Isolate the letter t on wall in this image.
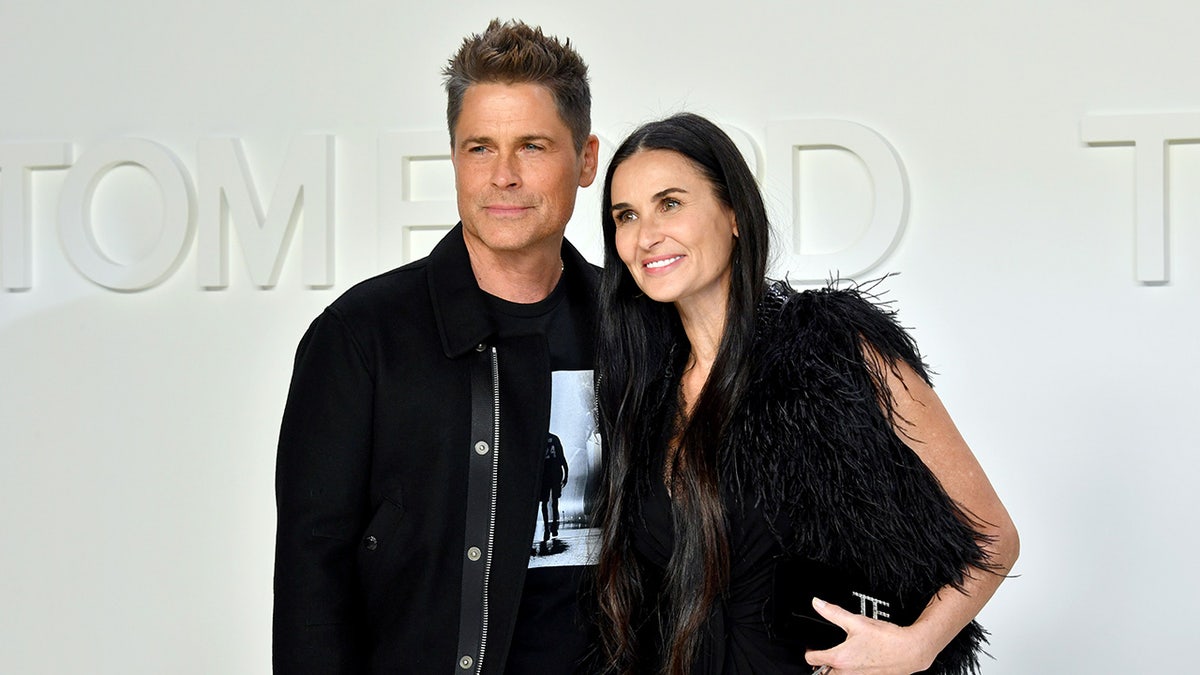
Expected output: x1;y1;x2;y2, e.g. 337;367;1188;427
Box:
0;143;72;290
1082;113;1200;284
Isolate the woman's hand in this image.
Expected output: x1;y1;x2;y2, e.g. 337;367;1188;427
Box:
804;597;936;675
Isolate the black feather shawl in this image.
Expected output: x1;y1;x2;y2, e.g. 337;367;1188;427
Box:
722;280;993;675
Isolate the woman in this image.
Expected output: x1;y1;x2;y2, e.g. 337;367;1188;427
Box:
593;113;1018;675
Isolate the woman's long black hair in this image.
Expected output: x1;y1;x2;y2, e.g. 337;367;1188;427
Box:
594;113;771;674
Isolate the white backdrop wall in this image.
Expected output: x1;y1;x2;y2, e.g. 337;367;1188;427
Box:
2;1;1198;672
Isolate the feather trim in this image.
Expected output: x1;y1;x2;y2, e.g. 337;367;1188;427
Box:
725;279;992;674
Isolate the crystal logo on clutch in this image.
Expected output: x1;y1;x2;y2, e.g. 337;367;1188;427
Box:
851;591;891;621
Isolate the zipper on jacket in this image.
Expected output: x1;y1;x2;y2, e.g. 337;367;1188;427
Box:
475;346;500;674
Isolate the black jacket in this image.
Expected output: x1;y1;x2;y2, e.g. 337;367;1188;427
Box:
273;225;600;674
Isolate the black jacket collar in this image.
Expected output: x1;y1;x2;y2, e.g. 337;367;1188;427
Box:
426;223;599;358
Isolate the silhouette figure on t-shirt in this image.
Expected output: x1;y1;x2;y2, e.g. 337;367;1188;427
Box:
539;432;568;551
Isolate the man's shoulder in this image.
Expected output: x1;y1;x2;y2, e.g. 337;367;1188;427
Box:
325;258;432;321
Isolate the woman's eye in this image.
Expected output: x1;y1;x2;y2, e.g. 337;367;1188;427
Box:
614;210;636;224
662;198;681;210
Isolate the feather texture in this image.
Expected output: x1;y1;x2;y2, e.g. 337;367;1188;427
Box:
723;280;994;675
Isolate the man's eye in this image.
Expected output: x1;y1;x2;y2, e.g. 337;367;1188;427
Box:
524;143;544;152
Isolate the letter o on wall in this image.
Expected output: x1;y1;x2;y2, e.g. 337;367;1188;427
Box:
58;139;193;291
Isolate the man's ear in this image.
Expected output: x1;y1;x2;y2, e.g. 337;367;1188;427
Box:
578;134;600;188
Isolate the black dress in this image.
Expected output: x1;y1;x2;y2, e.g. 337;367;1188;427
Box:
631;449;812;675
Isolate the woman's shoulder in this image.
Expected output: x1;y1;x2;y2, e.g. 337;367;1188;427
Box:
763;278;904;336
758;277;928;379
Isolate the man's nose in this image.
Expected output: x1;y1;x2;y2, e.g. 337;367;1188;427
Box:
490;152;520;189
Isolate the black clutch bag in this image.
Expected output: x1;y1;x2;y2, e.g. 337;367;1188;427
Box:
769;557;928;650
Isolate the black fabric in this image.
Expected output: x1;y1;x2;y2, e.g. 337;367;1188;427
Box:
457;345;500;672
504;566;597;674
628;281;990;675
483;275;593;370
273;225;600;675
633;452;810;674
486;275;599;675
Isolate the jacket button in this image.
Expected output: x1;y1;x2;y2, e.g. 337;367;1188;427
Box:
474;342;487;352
467;546;482;561
459;655;474;670
363;535;378;551
474;441;489;455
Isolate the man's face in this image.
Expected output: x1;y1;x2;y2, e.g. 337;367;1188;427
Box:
451;82;598;255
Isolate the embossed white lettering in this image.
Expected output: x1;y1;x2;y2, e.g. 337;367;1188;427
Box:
1082;112;1200;283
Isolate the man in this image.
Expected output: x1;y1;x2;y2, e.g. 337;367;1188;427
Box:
273;19;601;674
538;433;568;551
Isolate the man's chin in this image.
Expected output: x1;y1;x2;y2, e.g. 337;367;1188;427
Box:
464;225;563;254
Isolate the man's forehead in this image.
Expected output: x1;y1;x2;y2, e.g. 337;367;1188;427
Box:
455;82;569;136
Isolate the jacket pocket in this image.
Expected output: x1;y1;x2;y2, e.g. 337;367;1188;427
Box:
356;493;406;596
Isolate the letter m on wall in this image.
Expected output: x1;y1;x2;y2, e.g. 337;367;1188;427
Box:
197;135;334;288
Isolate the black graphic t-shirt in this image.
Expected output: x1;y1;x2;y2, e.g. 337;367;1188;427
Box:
484;279;600;674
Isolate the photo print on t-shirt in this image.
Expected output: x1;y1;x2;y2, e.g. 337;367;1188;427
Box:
528;369;601;568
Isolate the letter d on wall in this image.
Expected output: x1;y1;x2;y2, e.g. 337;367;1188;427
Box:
58;139;193;291
766;119;908;282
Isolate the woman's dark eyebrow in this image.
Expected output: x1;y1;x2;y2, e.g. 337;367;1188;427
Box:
610;187;689;212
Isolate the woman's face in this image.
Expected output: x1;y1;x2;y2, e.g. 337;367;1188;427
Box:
610;149;738;315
